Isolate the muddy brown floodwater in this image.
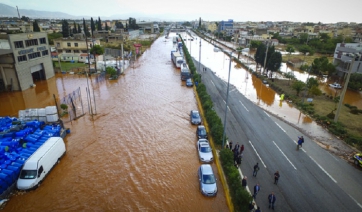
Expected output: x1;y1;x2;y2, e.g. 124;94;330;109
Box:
1;36;228;211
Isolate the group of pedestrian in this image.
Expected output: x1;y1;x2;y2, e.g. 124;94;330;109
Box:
202;67;207;72
229;141;244;168
249;162;280;210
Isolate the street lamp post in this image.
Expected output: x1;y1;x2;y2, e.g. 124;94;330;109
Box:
334;58;355;122
222;51;234;149
198;37;201;72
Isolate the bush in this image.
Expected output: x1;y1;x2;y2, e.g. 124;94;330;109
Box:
350;109;359;114
326;112;335;119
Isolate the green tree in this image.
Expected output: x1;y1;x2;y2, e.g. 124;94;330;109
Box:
284;72;295;85
21;16;30;22
250;40;262;49
254;43;266;71
77;24;81;33
47;32;63;45
33;20;41;32
61;20;70;37
309;85;322;96
306;77;319;93
105;22;109;31
91;17;95;37
349;73;362;91
292;81;306;96
311;57;329;76
266;52;282;74
199;17;201;29
97;17;102;30
90;45;104;71
106;66;117;77
72;22;77;34
299;33;309;44
298;45;313;55
115;21;124;29
83;18;91;37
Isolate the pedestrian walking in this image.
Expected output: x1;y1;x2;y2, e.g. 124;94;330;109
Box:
242;176;247;188
274;171;280;185
240;144;244;154
253;183;260;199
268;192;276;210
253;163;260;177
236;153;242;167
248;201;255;212
255;206;261;212
229;141;233;150
235;143;240;151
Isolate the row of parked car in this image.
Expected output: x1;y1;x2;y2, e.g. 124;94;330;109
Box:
190;110;218;197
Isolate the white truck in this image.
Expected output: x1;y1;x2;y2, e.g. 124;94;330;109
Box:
171;51;183;69
17;137;66;190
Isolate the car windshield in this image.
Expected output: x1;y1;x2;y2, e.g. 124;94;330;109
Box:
200;146;211;153
199;128;206;135
192;112;200;118
202;174;216;184
19;170;37;179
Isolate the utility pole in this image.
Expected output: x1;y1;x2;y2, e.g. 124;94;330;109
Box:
263;33;270;75
334;58;355;122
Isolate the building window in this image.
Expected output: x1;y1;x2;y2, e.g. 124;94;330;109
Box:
74;43;78;47
42;50;49;56
81;50;88;53
39;37;47;44
56;43;60;48
17;55;27;62
28;52;41;60
67;43;71;47
66;50;71;53
14;41;24;48
25;39;39;47
74;50;80;53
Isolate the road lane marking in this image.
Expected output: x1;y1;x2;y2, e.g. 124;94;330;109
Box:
308;155;337;183
272;141;297;170
348;194;362;209
263;111;270;117
239;100;249;112
223;100;231;111
211;80;215;87
275;122;286;133
249;140;267;168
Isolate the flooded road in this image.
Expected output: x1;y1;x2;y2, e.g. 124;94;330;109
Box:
1;35;227;211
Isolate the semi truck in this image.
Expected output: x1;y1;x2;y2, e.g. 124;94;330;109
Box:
171;51;183;69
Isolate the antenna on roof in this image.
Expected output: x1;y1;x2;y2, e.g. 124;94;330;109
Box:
16;6;21;19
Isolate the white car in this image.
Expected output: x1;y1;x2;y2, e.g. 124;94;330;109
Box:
197;139;213;163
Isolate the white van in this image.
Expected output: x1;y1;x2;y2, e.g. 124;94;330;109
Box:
17;137;66;190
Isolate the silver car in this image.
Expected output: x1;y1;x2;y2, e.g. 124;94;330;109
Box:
197;139;213;163
190;110;201;125
198;164;217;197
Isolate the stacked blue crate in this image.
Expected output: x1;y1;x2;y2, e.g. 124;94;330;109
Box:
0;116;63;198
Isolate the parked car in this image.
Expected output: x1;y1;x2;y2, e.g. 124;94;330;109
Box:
353;153;362;168
186;78;193;87
197;139;213;163
190;110;201;125
198;164;217;197
196;125;207;139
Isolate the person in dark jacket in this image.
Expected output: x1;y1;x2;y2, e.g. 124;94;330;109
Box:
242;176;247;188
240;144;244;154
253;162;260;177
274;171;280;184
268;192;276;210
253;183;260;199
229;141;233;150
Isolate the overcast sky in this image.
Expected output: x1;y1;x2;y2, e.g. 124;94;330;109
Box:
3;0;362;23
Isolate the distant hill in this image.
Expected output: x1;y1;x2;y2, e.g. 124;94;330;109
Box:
0;3;188;22
0;3;78;19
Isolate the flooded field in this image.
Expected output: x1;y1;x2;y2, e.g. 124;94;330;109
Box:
1;35;227;211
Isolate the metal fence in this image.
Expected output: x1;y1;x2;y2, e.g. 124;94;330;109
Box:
59;87;85;122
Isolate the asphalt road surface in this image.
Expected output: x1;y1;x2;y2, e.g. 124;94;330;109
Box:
193;58;362;212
